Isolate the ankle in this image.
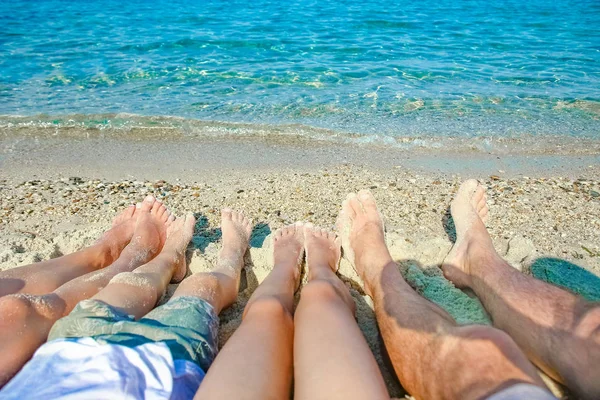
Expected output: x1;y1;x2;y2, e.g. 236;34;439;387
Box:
357;251;394;288
464;242;504;279
87;242;117;269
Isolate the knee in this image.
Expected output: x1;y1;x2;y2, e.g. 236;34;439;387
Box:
0;295;35;323
0;293;63;323
300;279;355;313
244;296;293;324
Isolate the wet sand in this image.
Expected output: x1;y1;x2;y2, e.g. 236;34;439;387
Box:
1;135;599;398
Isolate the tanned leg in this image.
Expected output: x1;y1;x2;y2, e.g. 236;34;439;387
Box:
0;196;171;386
195;221;300;400
442;179;600;399
0;205;139;297
294;224;389;400
92;213;194;319
337;190;546;400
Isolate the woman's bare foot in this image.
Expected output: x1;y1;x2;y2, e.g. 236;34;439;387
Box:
162;213;196;283
273;222;305;290
442;179;496;288
217;209;253;279
336;190;393;291
303;223;341;279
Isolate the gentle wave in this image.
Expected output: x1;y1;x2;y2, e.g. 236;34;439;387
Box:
2;114;599;155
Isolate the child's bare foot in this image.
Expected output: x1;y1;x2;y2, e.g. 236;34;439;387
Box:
442;179;495;288
303;223;341;280
163;213;196;283
273;222;305;290
216;209;253;280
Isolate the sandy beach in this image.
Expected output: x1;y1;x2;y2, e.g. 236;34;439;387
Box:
1;135;599;398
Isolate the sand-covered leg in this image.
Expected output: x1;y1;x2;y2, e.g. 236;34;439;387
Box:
0;204;141;297
337;189;545;400
194;222;301;400
0;195;171;387
92;214;194;319
294;224;388;400
443;179;600;399
171;209;252;313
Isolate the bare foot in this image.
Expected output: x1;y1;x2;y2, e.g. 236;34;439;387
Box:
94;204;139;263
336;190;392;289
218;209;253;278
442;179;495;288
163;213;196;283
303;223;341;279
121;195;172;265
273;222;305;289
304;223;356;313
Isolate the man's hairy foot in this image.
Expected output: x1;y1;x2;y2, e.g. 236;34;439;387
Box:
163;213;196;283
336;190;392;288
273;222;305;290
303;223;341;280
121;196;172;265
218;209;253;278
442;179;495;288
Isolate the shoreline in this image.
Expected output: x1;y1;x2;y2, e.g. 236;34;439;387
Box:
2;131;600;181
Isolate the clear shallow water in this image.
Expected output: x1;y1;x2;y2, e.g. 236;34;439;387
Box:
1;0;600;140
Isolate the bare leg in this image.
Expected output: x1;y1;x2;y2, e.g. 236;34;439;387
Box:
442;179;600;399
337;190;546;400
294;224;389;400
0;205;139;297
196;222;301;400
0;196;171;386
92;214;195;319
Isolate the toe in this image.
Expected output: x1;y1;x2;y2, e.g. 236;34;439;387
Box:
161;209;171;223
282;224;294;237
151;199;162;215
221;208;233;220
123;204;136;219
347;193;363;215
461;179;479;191
185;213;196;229
168;213;176;223
328;231;337;241
139;195;155;212
157;204;168;219
273;228;283;241
479;207;489;223
358;189;378;213
472;185;485;204
341;199;356;220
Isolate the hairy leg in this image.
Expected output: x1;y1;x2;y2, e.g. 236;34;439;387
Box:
0;204;139;297
294;224;389;400
195;222;300;400
338;190;546;400
443;179;600;399
0;196;171;386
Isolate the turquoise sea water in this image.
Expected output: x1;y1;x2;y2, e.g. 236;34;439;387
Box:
1;0;599;141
